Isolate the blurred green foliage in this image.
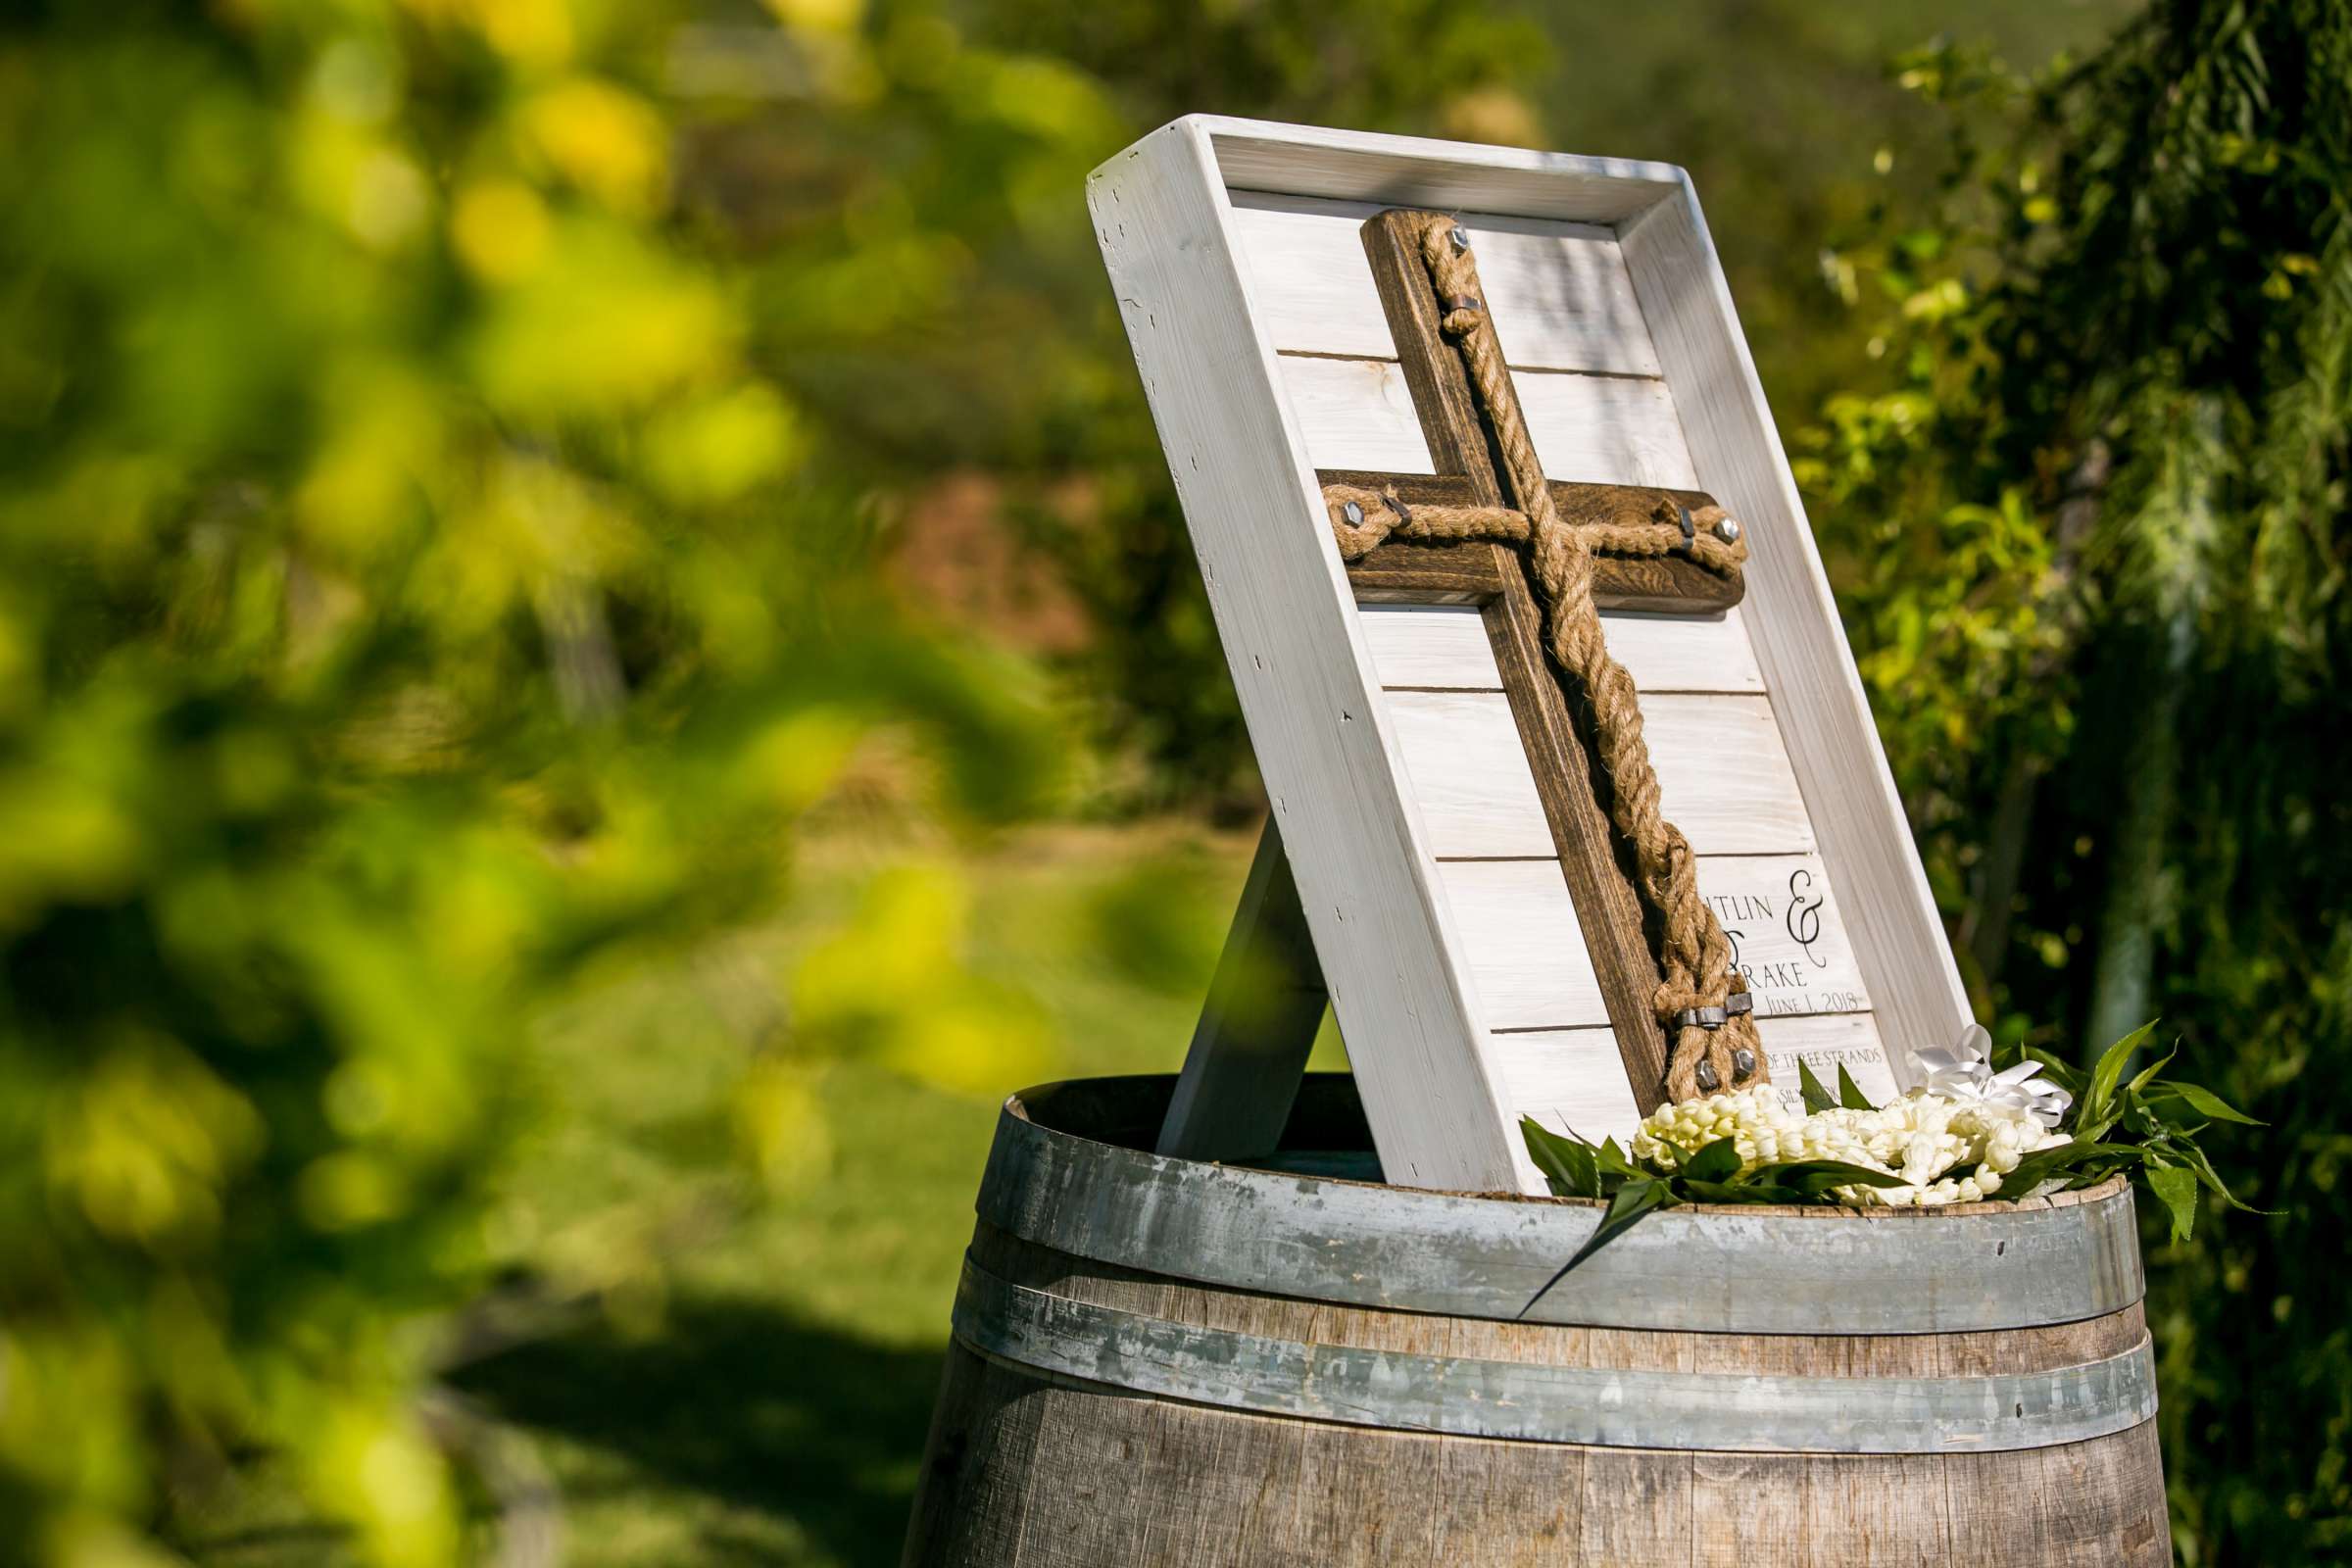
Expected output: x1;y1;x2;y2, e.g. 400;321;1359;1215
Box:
0;0;1561;1557
1799;3;2352;1556
0;1;1091;1561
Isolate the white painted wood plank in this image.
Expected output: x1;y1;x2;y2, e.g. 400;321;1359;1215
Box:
1274;354;1435;472
1755;1012;1901;1114
1361;603;1765;696
1487;1026;1647;1183
1227;194;1397;365
1091;122;1519;1191
1600;606;1764;693
1281;356;1694;487
1201;117;1686;225
1364;645;1861;1017
1645;693;1815;855
1434;859;1610;1031
1389;689;1812;858
1359;605;1498;689
1380;689;1554;858
1623;182;1970;1089
1340;623;1866;1016
1518;370;1697;488
1230;192;1661;374
1699;853;1870;1017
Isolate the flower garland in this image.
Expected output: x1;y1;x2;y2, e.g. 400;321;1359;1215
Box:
1631;1081;2068;1207
1521;1021;2266;1264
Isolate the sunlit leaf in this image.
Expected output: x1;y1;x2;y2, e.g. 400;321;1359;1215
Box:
2146;1163;2200;1243
1798;1058;1838;1114
1520;1118;1601;1199
2150;1080;2265;1126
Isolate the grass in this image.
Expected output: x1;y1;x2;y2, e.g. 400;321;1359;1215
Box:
181;822;1333;1568
464;822;1356;1567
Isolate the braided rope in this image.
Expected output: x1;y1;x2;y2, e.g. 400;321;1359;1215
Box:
1322;482;1749;574
1337;212;1768;1105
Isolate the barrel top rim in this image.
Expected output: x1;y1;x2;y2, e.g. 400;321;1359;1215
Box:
1001;1074;2130;1219
981;1074;2146;1334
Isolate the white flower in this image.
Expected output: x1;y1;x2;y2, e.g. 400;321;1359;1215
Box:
1631;1065;2072;1208
1910;1024;2074;1128
1903;1132;1940;1181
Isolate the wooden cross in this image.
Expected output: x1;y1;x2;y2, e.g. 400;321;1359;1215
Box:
1158;210;1749;1163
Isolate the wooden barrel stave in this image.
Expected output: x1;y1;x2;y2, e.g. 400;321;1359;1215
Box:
968;1221;2151;1382
904;1077;2171;1566
909;1341;2167;1565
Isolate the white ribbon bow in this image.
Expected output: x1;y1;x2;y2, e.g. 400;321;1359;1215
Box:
1909;1024;2074;1128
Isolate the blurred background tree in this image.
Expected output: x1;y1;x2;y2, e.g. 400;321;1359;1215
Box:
0;2;1078;1562
8;0;2344;1563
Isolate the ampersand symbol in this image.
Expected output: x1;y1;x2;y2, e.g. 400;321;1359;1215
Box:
1786;869;1827;968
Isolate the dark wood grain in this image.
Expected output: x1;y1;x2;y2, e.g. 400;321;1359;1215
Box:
1357;210;1676;1106
904;1226;2173;1567
1484;584;1673;1101
1359;211;1517;500
1320;468;1745;613
1345;540;1506;603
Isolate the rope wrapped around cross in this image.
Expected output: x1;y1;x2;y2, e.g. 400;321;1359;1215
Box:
1322;211;1767;1105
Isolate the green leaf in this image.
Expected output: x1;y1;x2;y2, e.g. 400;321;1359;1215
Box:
2003;1138;2140;1195
1558;1136;1602;1198
1520;1117;1601;1198
1516;1175;1679;1320
1594;1137;1646;1182
1678;1179;1802;1204
1746;1158;1909;1198
1682;1135;1743;1184
2149;1080;2264;1126
2172;1134;2282;1216
1837;1064;1878;1111
1561;1177;1673;1272
2079;1019;2159;1128
2110;1092;2159;1141
2125;1049;2177;1097
2146;1164;2200;1243
1798;1058;1838;1114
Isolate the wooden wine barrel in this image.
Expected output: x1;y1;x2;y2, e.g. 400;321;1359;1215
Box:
903;1074;2169;1566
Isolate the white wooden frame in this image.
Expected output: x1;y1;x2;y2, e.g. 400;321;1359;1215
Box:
1091;117;1969;1193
